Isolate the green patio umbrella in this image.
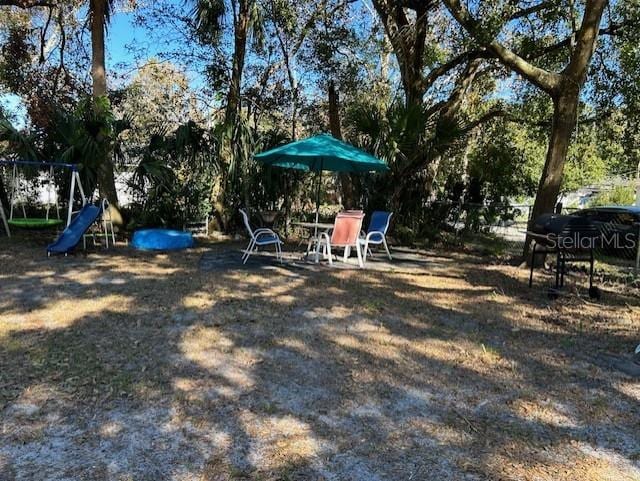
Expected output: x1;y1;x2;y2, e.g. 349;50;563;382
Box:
254;133;389;230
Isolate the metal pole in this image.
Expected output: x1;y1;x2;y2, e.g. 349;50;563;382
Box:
636;222;640;277
9;164;17;220
635;160;640;207
45;166;52;220
314;169;321;239
51;165;61;220
76;171;86;206
0;197;10;237
67;172;76;227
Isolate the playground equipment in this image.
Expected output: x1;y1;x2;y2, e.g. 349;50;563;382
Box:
82;199;116;250
47;200;111;255
0;160;86;229
131;228;194;251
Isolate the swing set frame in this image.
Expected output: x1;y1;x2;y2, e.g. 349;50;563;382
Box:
0;160;87;237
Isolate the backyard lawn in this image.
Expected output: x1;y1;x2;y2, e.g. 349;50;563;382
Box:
1;240;639;481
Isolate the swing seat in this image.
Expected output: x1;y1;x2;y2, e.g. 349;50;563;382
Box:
8;218;64;229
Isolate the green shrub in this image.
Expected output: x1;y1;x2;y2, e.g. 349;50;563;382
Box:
589;185;636;207
128;121;216;229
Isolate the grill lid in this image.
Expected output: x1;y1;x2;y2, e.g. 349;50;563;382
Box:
531;214;570;236
531;214;600;249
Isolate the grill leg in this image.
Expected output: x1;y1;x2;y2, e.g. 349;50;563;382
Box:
529;243;537;288
560;253;565;288
588;249;601;299
589;249;594;290
555;251;561;289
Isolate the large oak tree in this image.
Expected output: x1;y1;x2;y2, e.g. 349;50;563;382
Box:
442;0;610;252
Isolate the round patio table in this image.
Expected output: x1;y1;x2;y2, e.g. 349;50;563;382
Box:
292;221;334;262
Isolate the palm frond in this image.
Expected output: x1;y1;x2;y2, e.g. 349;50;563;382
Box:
193;0;226;44
0;117;39;160
249;1;264;52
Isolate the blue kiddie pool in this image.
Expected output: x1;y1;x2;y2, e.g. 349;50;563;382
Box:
131;228;194;251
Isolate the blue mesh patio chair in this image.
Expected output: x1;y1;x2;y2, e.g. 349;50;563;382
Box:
358;211;392;264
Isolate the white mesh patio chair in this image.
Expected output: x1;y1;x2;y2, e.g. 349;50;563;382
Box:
239;208;283;264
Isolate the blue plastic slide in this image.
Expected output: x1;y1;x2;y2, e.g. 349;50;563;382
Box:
47;204;102;255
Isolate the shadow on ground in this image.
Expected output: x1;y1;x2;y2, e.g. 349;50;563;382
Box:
0;238;639;480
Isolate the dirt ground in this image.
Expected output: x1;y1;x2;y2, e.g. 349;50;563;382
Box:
0;237;639;481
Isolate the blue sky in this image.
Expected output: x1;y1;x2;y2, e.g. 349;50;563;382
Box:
106;2;213;92
109;11;140;68
0;94;25;125
108;9;164;83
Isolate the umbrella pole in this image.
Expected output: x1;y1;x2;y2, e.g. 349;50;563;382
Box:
314;169;321;239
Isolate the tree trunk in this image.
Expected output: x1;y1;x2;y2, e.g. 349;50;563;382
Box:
532;94;578;217
214;0;250;232
328;81;355;208
90;0;107;98
278;40;298;140
0;176;9;212
405;60;482;201
390;180;405;219
90;0;119;211
404;75;423;111
328;81;341;139
328;80;342;140
291;89;298;140
424;155;441;201
225;0;249;126
524;90;579;255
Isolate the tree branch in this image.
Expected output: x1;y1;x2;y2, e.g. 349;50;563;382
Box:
459;109;506;134
522;20;631;62
460;107;615;133
442;0;561;93
564;0;608;81
290;0;357;57
39;5;53;64
0;0;56;7
421;48;494;92
508;1;555;21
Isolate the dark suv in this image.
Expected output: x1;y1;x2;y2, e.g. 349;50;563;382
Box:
571;206;640;260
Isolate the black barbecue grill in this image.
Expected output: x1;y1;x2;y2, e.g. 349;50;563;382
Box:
527;214;601;299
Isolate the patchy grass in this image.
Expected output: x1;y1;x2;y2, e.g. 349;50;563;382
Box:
0;237;639;481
